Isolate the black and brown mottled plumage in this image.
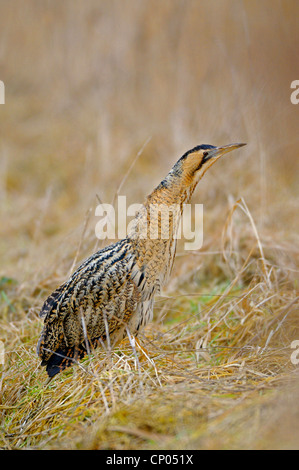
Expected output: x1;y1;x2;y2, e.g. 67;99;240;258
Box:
37;143;246;377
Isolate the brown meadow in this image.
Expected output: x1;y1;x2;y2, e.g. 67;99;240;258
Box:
0;0;298;449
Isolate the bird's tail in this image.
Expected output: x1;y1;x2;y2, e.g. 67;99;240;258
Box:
41;345;87;378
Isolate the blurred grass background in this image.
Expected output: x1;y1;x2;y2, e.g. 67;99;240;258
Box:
0;0;298;450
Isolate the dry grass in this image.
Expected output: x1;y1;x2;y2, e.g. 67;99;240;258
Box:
0;0;299;450
1;259;298;449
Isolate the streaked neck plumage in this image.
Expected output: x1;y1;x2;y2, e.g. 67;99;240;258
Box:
128;160;201;290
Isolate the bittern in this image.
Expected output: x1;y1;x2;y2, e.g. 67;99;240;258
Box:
37;143;246;377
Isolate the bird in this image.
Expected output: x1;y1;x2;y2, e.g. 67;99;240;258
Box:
37;142;246;377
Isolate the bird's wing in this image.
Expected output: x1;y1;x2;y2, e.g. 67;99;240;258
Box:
39;282;68;318
37;239;139;370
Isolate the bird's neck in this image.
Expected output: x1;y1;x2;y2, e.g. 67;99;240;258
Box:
147;169;199;207
149;181;196;207
128;173;199;288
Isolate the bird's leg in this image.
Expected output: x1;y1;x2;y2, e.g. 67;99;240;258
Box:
134;336;151;360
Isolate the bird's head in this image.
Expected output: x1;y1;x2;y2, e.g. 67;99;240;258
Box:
176;143;246;184
152;142;246;203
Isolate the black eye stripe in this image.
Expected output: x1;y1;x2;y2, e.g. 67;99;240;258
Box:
179;144;216;162
201;152;210;165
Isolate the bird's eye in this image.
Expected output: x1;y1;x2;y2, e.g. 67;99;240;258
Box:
201;151;209;165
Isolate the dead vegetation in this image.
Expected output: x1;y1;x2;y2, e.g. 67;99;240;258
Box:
1;192;298;449
0;0;299;450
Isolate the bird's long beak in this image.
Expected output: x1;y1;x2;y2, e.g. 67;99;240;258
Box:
204;143;246;163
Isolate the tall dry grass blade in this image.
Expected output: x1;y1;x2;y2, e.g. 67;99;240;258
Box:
68;207;92;277
237;197;271;288
111;136;152;207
